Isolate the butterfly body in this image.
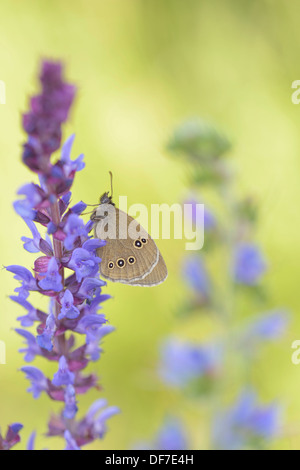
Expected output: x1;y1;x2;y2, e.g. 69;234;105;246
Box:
91;192;168;286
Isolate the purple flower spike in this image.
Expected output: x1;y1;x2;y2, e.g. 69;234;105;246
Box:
52;356;75;387
58;289;80;320
8;60;117;450
21;366;48;399
38;257;63;292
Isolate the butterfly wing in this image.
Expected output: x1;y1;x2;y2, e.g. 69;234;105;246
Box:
95;208;162;283
125;252;168;286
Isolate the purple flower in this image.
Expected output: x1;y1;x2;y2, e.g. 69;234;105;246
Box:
85;324;115;361
77;277;106;301
38;257;63;292
63;213;89;250
212;390;280;450
10;296;40;327
63;385;78;419
37;310;56;351
16;329;41;362
22;61;76;170
76;314;109;343
159;337;221;388
58;289;80;320
234;243;267;285
247;310;289;339
21;218;42;253
52;356;75;387
240;310;289;354
0;423;23;450
136;417;188;451
184;198;216;231
13;183;44;219
6;265;38;299
21;366;48;399
68;248;101;282
70;201;87;215
154;418;188;450
64;430;81;450
60;134;85;177
82;399;120;439
182;256;210;299
27;431;36;451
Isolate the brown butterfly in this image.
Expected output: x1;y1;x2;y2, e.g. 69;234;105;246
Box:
90;174;167;287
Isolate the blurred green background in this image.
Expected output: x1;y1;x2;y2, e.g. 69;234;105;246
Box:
1;0;300;449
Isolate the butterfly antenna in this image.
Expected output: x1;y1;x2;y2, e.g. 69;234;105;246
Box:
109;171;113;198
81;209;96;216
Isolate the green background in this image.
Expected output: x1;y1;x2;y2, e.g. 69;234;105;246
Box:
0;0;299;449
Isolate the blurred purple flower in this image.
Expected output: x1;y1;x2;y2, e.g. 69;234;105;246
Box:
246;310;289;340
184;198;216;231
212;390;280;450
182;256;210;299
0;423;23;450
234;243;267;285
154;418;188;450
159;337;221;388
64;430;81;450
27;431;36;451
22;61;75;170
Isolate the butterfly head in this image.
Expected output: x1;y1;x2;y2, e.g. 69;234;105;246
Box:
99;191;115;206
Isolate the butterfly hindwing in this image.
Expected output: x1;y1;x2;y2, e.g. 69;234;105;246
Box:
95;208;161;283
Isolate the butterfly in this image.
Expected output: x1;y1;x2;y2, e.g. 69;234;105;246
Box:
90;173;168;286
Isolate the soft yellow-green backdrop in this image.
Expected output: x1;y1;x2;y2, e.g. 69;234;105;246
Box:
0;0;300;450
